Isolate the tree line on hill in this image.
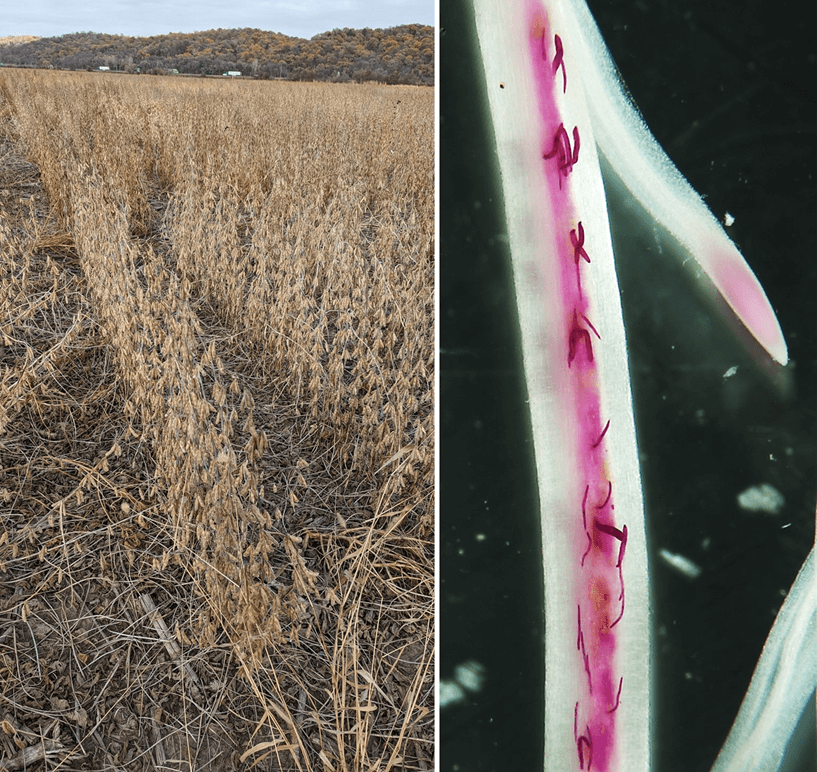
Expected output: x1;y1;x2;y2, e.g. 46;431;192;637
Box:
0;25;433;85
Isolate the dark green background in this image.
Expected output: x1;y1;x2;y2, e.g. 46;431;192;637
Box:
440;0;816;770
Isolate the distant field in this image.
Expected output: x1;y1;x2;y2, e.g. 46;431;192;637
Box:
0;70;432;770
0;35;41;47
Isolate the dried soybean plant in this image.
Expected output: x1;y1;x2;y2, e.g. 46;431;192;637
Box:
0;69;432;771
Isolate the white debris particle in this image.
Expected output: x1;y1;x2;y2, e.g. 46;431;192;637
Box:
737;483;785;515
724;212;735;226
659;548;702;579
723;366;738;379
439;681;466;708
455;660;485;692
475;533;486;541
440;660;486;709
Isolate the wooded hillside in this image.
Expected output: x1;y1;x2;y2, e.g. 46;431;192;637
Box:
0;24;433;85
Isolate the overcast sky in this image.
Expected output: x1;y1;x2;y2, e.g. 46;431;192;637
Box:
2;0;434;40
